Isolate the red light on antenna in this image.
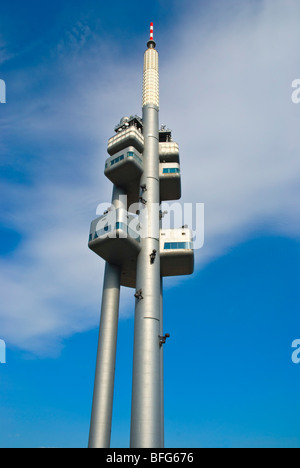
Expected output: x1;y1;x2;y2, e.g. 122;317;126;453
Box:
150;22;154;41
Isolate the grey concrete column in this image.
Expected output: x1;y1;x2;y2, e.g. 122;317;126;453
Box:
88;262;121;448
88;186;126;448
160;277;164;448
130;103;162;448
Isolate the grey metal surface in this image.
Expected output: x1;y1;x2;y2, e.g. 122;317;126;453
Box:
107;125;144;155
159;141;180;164
105;147;143;188
160;276;164;447
104;147;143;210
88;214;141;266
88;261;121;448
130;101;163;448
159;162;181;201
89;214;194;288
88;186;126;448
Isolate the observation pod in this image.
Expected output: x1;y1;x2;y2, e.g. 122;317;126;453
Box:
159;126;180;164
88;212;141;266
159;162;181;201
89;222;194;288
88;210;141;289
160;228;194;277
104;148;143;210
107;116;144;156
159;142;180;164
105;148;143;186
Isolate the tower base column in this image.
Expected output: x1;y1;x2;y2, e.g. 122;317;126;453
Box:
88;262;121;448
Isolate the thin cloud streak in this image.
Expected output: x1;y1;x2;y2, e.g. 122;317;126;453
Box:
160;0;300;265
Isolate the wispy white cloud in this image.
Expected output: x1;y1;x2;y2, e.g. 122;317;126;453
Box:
0;29;141;354
0;35;13;65
1;0;299;354
160;0;300;265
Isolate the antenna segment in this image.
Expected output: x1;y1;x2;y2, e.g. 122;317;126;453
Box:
150;22;154;41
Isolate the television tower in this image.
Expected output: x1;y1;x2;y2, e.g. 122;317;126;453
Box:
88;23;194;449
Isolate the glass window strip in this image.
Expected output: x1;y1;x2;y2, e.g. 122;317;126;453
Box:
162;167;180;174
164;242;193;250
106;152;142;170
94;222;140;242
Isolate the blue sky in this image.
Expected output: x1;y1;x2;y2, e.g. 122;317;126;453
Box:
0;0;300;448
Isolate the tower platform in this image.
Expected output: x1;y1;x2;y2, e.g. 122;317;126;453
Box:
89;221;194;288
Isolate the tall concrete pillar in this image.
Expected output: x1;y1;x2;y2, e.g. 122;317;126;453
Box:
130;38;162;449
88;186;126;448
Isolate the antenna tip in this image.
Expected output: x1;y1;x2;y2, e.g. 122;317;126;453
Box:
150;22;154;40
147;22;156;48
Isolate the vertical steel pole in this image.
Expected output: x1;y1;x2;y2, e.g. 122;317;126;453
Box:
130;39;162;448
88;262;121;448
88;186;125;448
160;277;164;448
